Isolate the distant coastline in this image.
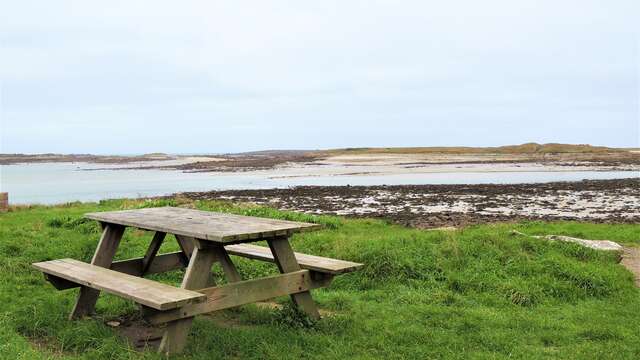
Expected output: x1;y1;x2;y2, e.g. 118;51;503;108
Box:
2;143;638;205
2;143;639;173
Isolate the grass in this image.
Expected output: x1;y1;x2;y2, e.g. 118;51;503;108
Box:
0;197;639;359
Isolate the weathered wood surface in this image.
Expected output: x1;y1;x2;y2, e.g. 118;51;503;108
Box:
109;244;364;277
146;270;331;325
159;245;219;354
70;223;125;319
141;232;166;274
225;243;363;274
85;207;321;243
110;251;185;276
175;234;196;263
204;244;242;283
33;258;205;310
267;237;320;319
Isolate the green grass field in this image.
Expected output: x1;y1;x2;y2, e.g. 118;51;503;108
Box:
1;198;639;359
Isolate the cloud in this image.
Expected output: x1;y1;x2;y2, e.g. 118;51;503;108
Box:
1;0;638;153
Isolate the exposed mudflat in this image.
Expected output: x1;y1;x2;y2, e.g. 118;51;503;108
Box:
182;178;640;228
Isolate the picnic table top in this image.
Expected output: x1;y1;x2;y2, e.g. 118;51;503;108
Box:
85;207;321;243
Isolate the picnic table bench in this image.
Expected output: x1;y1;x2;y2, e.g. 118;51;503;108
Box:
32;207;362;355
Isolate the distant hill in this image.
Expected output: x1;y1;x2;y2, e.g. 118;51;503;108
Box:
322;143;627;155
142;152;170;158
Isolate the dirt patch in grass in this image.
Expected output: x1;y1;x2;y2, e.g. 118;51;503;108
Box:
28;337;67;358
107;316;164;351
621;247;640;287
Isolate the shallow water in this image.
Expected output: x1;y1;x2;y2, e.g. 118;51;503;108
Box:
0;162;638;205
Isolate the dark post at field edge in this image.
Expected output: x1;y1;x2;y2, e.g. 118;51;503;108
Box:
0;192;8;212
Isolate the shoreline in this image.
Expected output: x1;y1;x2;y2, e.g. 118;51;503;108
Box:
179;178;640;229
3;144;640;173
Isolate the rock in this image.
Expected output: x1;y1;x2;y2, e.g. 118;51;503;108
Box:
543;235;623;252
511;230;623;252
426;226;457;232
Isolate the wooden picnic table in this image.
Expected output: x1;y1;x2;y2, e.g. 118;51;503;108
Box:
33;207;362;355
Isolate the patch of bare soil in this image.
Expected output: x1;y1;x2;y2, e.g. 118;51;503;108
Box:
181;178;640;228
108;316;164;351
621;247;640;287
28;337;66;358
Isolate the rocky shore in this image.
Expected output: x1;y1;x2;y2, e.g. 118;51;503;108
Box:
181;178;640;228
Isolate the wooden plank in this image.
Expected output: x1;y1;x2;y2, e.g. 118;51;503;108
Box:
85;207;321;243
33;259;205;310
141;232;166;274
69;223;125;319
225;244;363;275
146;270;332;325
110;252;185;276
158;245;218;355
267;237;320;319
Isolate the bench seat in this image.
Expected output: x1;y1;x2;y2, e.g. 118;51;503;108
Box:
225;244;363;275
32;258;206;310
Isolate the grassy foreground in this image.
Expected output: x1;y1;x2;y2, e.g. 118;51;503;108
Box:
0;198;639;359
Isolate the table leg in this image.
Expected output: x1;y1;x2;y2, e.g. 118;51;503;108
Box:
212;245;242;283
175;234;195;264
141;231;166;275
158;244;217;355
69;223;125;320
267;236;320;319
176;234;217;286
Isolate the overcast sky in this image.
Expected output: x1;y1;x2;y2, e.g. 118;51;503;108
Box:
0;1;638;154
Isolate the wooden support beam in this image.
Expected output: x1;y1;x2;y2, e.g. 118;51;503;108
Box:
198;242;242;283
217;247;242;283
267;236;321;319
110;252;185;276
158;245;218;355
69;223;125;320
141;231;166;275
146;270;332;325
175;235;195;265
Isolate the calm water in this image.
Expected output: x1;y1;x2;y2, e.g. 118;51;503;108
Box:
1;162;638;205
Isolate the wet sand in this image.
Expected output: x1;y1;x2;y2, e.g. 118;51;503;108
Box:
182;178;640;228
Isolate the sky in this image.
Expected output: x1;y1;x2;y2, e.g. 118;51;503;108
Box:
0;1;638;154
